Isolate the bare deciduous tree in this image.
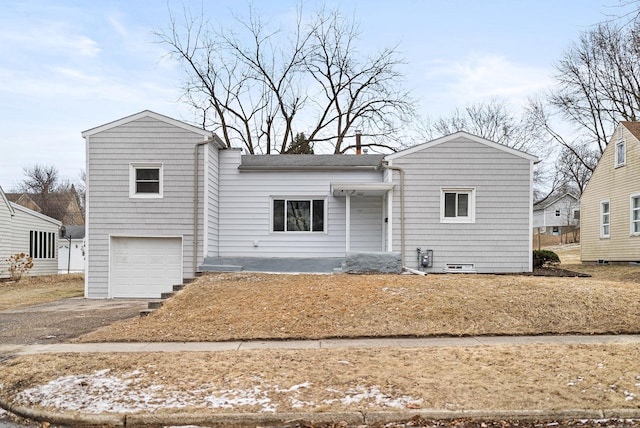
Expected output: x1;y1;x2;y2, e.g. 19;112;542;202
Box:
156;4;416;154
14;164;84;224
549;21;640;156
422;98;545;155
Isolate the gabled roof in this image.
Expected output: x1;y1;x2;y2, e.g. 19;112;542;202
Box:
0;186;15;216
81;110;214;139
534;192;579;211
385;131;539;162
239;154;385;170
5;193;42;212
621;121;640;139
9;202;62;226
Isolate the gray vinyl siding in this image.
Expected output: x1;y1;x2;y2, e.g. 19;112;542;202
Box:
390;137;533;273
85;116;208;298
2;204;60;277
218;150;384;257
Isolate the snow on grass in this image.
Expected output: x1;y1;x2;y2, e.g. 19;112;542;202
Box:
14;370;421;414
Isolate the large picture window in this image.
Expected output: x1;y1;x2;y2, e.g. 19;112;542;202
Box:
29;231;56;259
273;198;325;232
129;163;163;198
600;200;610;238
441;188;475;223
631;194;640;236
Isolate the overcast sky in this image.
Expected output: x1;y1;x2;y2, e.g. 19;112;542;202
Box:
0;0;634;191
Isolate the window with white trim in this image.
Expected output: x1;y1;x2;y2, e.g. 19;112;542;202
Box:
600;200;610;238
631;194;640;236
29;231;56;259
441;188;475;223
129;163;163;198
555;209;561;217
615;140;626;167
272;198;325;232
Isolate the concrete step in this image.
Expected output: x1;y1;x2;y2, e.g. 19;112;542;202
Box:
148;301;163;310
160;291;175;300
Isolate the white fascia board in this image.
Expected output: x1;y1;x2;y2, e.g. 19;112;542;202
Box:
10;202;62;227
81;110;213;139
0;185;15;216
385;131;539;163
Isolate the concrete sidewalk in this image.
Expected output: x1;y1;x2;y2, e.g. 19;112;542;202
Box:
2;334;640;355
3;335;640;427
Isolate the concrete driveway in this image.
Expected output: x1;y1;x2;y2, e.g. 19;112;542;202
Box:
0;298;150;346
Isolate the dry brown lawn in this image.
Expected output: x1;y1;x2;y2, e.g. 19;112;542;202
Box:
79;262;640;342
2;248;640;418
2;344;640;414
0;274;84;310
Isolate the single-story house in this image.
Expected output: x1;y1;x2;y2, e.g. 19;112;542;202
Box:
83;110;538;298
580;121;640;263
0;186;61;279
58;225;85;273
533;193;580;235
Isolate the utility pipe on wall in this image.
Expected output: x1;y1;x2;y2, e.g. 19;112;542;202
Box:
193;139;210;277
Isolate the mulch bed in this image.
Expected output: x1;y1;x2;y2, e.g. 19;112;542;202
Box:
529;266;591;277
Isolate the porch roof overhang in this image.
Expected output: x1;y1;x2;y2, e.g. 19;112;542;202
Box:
331;182;394;197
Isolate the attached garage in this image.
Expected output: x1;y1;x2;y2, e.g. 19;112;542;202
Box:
109;236;183;298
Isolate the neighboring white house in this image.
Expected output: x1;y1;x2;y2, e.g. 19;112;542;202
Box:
533;193;580;236
83;110;539;298
58;225;85;273
0;186;61;278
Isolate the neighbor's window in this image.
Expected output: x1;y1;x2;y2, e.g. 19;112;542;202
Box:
615;140;626;167
631;194;640;236
129;163;163;198
29;230;56;259
555;209;561;217
600;200;610;238
273;198;325;232
441;188;475;223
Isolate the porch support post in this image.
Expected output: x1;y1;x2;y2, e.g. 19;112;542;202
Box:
345;193;351;253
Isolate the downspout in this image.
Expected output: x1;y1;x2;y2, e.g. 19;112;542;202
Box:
193;140;210;277
382;161;405;267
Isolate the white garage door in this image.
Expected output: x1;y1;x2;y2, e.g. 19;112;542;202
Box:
110;237;183;298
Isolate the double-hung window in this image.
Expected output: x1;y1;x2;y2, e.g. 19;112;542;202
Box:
441;188;475;223
600;200;610;238
615;140;626;167
631;194;640;236
272;198;325;232
130;163;163;198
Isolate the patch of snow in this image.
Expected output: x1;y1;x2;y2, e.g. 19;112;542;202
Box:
13;370;422;414
322;385;422;409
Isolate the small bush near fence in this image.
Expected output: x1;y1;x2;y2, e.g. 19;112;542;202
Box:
533;249;561;268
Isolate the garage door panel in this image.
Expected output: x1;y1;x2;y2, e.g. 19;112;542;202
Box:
110;237;183;298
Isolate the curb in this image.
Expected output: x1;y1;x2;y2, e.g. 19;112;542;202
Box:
3;398;640;428
126;411;363;427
